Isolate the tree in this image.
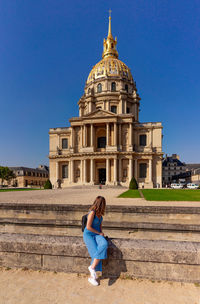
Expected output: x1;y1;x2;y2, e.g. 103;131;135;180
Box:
0;166;15;186
44;179;52;189
129;177;138;189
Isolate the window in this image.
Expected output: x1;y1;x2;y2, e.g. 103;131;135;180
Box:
125;84;128;92
139;163;147;178
76;169;80;178
111;105;117;113
62;165;68;178
123;169;127;177
88;88;91;94
139;134;147;146
97;137;106;148
62;138;68;149
111;82;116;92
126;107;130;113
97;83;102;93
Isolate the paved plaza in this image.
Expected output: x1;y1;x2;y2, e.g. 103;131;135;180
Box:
1;186;200;207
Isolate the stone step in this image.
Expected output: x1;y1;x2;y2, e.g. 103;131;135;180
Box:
0;232;200;283
1;203;200;234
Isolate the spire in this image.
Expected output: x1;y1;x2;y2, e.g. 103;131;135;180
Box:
102;10;118;59
108;9;113;38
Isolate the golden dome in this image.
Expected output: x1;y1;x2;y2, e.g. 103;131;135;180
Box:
87;57;133;84
86;13;133;85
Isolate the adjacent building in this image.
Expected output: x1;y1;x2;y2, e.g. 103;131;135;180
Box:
162;154;186;185
1;165;49;188
186;164;200;185
49;16;163;188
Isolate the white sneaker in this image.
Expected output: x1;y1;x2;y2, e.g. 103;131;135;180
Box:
88;265;97;279
88;277;99;286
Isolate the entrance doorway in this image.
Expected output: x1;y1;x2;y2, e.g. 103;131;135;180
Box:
99;168;106;184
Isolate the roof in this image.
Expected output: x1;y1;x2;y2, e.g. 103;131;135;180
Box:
186;164;200;171
162;157;185;167
9;166;49;173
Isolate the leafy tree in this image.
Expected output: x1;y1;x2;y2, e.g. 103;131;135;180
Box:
44;179;52;189
0;166;15;186
129;177;138;189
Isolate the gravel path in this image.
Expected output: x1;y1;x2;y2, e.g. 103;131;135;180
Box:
0;186;200;207
0;268;199;304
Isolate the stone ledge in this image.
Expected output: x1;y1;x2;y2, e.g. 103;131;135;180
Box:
1;218;200;232
0;233;200;283
1;203;200;214
0;233;200;265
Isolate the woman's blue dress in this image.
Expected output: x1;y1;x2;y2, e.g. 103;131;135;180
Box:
83;211;108;271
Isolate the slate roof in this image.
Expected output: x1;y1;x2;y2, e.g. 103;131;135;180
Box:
9;166;49;173
162;157;185;167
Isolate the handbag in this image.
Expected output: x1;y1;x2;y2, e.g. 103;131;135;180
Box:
81;213;88;232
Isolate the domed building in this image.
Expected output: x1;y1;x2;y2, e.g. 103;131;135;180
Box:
49;16;163;188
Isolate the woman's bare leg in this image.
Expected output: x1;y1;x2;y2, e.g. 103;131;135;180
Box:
91;258;100;269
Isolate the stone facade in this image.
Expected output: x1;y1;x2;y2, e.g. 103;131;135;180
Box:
49;16;163;189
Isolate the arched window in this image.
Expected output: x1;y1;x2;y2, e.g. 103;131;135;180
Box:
125;84;128;92
111;82;116;92
97;83;102;93
88;88;91;94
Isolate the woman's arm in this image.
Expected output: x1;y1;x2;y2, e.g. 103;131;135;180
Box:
86;211;104;235
100;221;104;236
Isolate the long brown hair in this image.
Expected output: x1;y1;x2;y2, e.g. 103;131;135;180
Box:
89;196;106;216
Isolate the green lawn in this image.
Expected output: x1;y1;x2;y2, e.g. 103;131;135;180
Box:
141;189;200;201
0;188;42;192
118;189;141;198
118;189;200;201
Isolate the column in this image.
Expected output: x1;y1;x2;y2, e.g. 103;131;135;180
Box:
83;159;87;183
90;159;94;183
149;158;152;182
56;162;59;183
129;158;133;181
88;102;92;112
83;125;86;147
80;160;83;183
107;100;110;111
114;123;117;146
119;124;122;146
114;158;117;184
134;159;137;180
91;124;94;147
71;127;74;148
124;100;127;113
118;158;122;183
106;123;110;146
71;160;74;183
106;158;110;184
129;123;133;146
80;126;83;147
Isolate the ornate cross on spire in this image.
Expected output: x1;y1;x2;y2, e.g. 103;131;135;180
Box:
109;9;112;17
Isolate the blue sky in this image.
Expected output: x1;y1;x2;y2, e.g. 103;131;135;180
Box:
0;0;200;167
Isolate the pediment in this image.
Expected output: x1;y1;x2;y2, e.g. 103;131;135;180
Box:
84;109;116;118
